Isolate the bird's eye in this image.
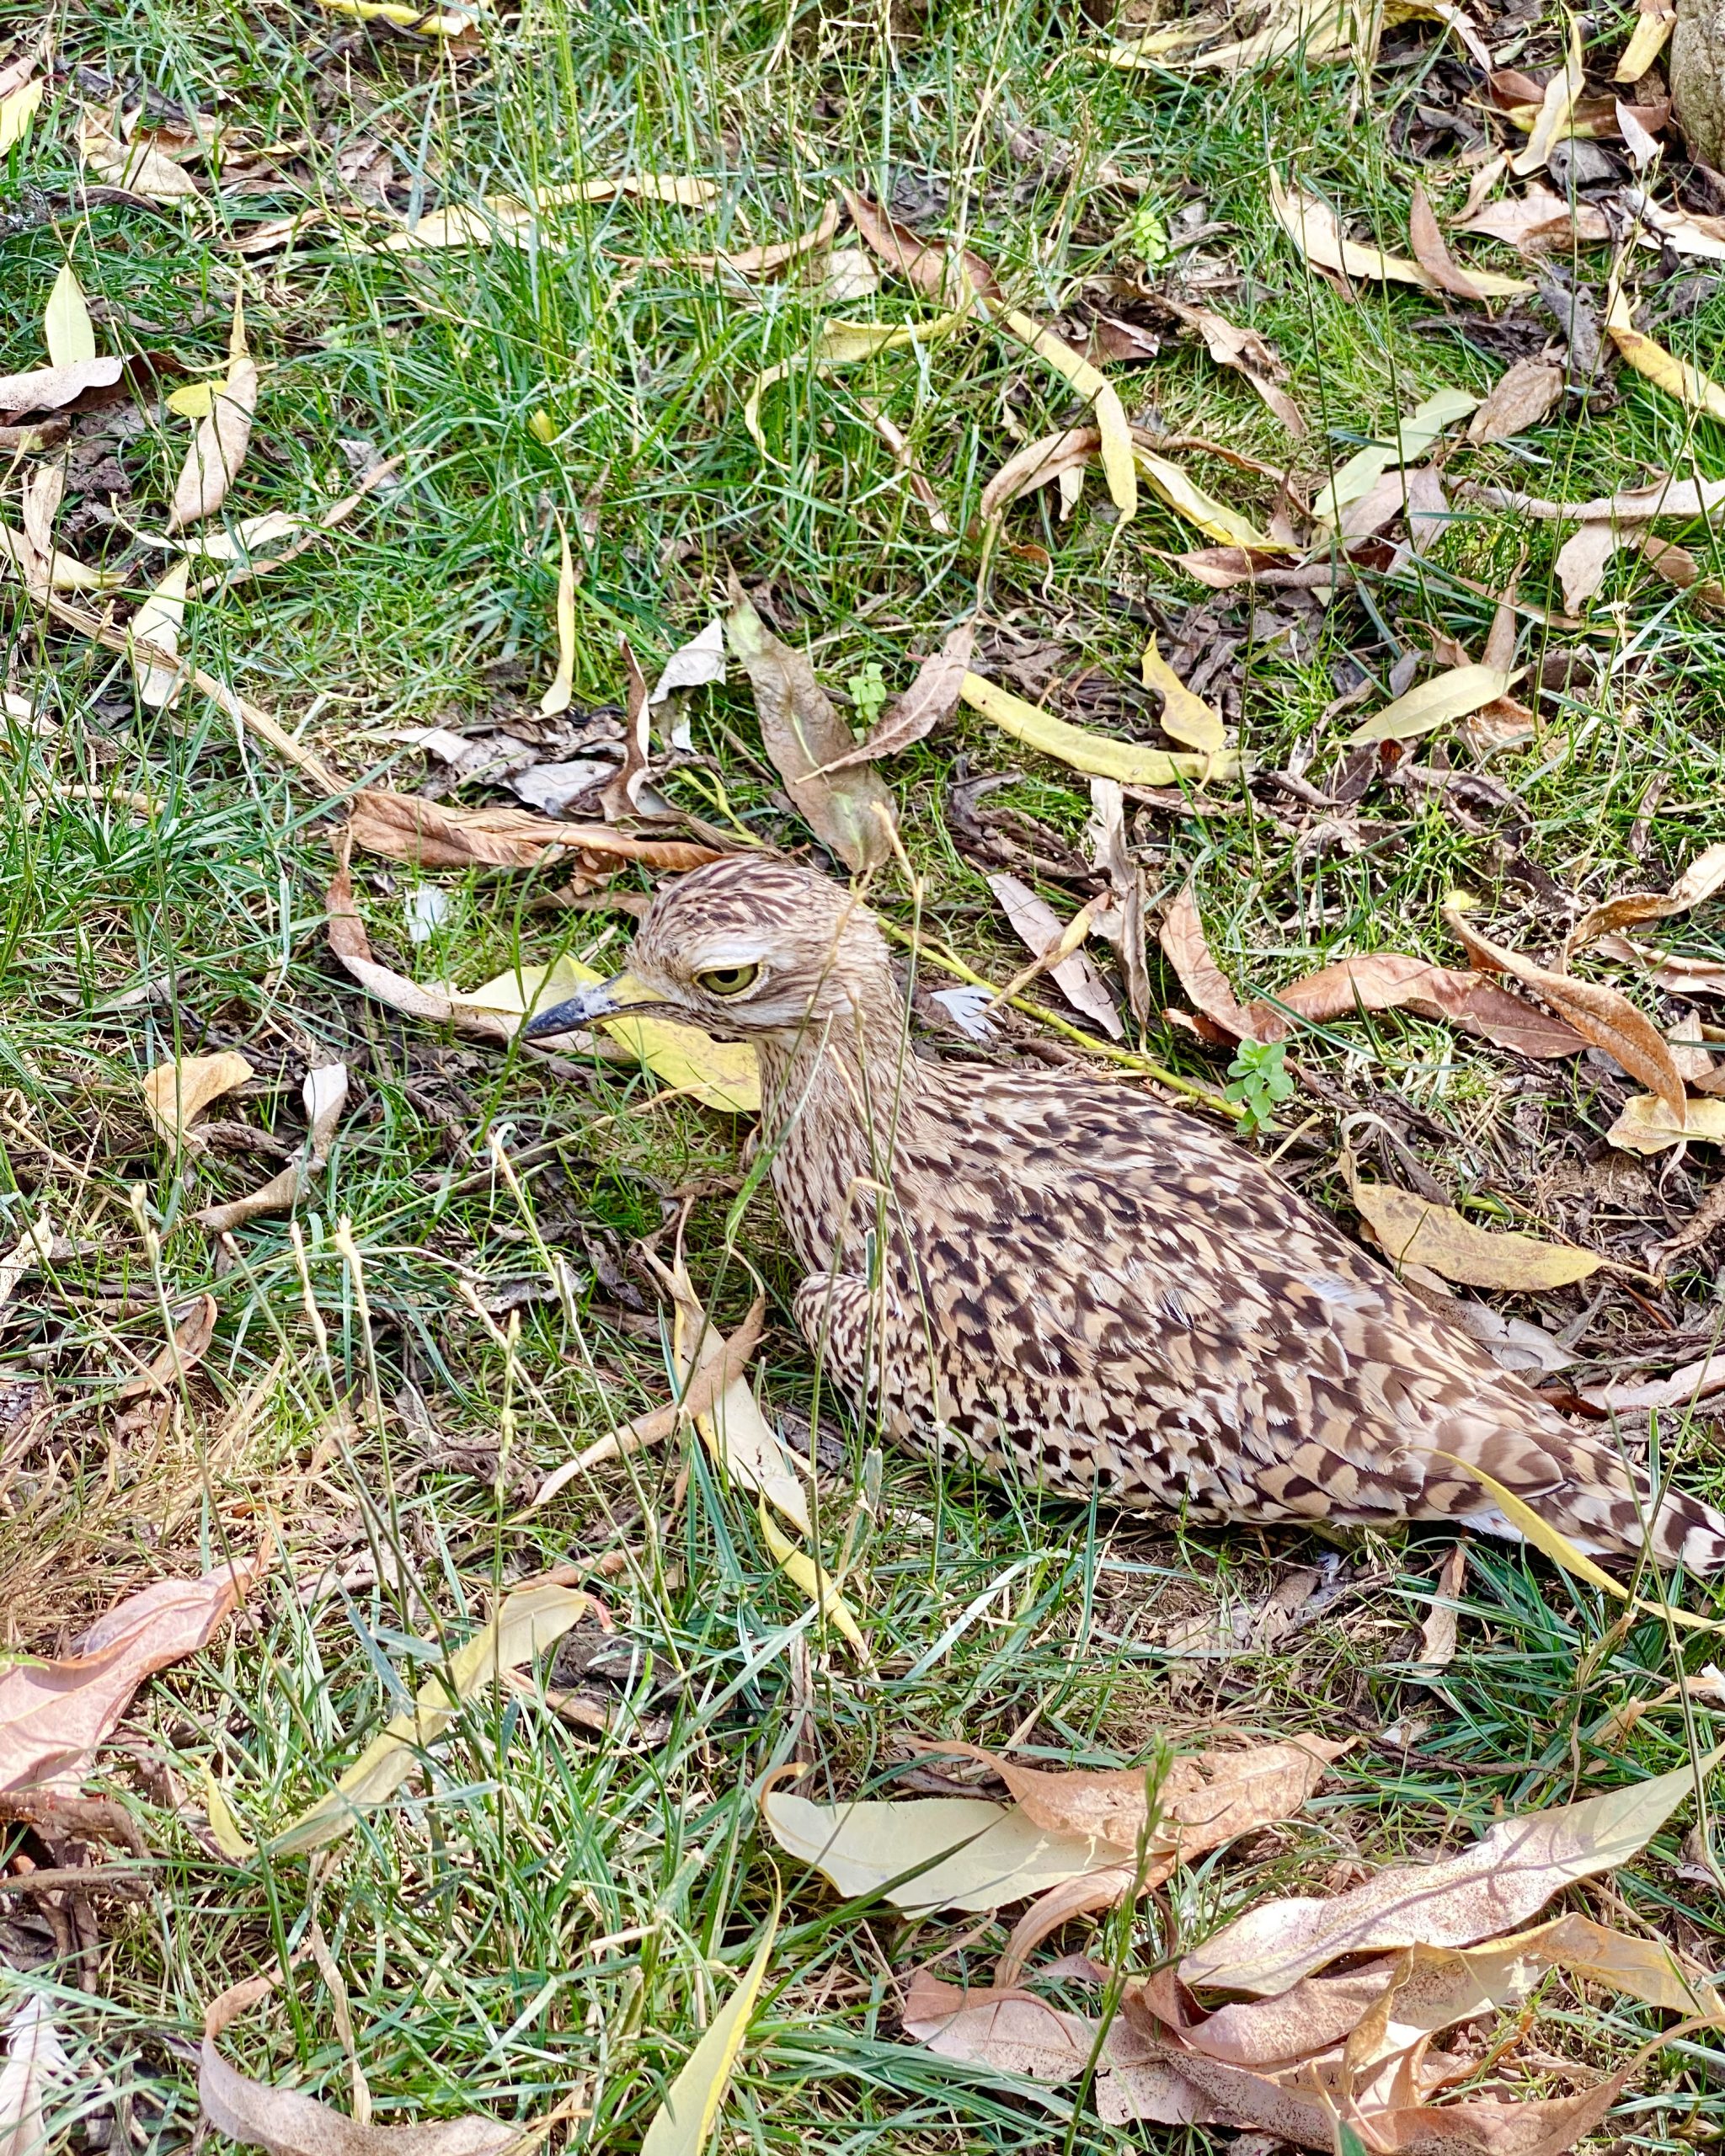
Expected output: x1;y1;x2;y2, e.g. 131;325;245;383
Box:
696;963;760;996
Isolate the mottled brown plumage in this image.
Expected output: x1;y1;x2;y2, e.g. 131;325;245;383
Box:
556;857;1725;1570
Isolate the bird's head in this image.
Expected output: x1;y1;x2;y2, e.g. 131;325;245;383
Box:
522;856;896;1045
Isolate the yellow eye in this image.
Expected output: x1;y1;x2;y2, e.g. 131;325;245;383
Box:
696;963;760;996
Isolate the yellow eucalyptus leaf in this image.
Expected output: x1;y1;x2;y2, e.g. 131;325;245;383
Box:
1134;446;1289;550
961;669;1239;787
756;1501;868;1653
640;1911;778;2156
44;261;97;370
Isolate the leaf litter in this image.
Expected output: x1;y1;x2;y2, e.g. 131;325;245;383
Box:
15;19;1725;2156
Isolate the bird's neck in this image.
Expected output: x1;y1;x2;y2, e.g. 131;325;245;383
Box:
750;1002;927;1276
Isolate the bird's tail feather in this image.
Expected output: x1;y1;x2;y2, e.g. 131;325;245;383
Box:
1427;1417;1725;1574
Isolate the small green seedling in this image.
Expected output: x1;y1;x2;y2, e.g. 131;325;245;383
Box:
847;660;888;729
1126;200;1170;265
1224;1038;1294;1136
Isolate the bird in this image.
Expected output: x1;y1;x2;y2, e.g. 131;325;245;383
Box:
524;855;1725;1572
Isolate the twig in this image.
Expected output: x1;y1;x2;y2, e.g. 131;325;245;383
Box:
16;585;344;796
0;1865;154;1897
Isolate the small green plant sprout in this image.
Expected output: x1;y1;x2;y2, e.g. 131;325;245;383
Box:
1224;1038;1294;1136
1125;200;1170;266
846;659;888;731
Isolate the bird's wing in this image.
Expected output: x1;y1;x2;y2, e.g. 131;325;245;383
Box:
897;1076;1576;1518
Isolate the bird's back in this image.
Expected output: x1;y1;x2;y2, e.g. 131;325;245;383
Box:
827;1061;1725;1570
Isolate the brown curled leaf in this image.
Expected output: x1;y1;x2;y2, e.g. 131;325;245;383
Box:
1444;896;1687;1118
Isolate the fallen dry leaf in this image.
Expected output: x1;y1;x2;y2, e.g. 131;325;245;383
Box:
860;400;951;531
0;1999;72;2156
115;1294;219;1399
664;1262;810;1531
142;1049;254;1146
1567;842;1725;957
725;584;895;871
0;355;125;415
1158;883;1256;1038
78;106;203;200
20;466;62;583
761;1787;1124;1915
325;855;508;1037
0;1553;263;1792
202;1967;527;2156
1445;897;1687;1118
1637;533;1725;610
194;1065;350;1235
988;873;1123;1039
1622;186;1725;259
981;1738;1343;1983
756;1500;868;1657
962;672;1237;788
131;558;191;708
902;1969;1119;2082
1415;1542;1468;1671
0;1214;56;1317
1179;1752;1715;1993
1001;310;1135;521
1140;637;1225;755
1087;780;1152;1026
744;307;972;453
273;1582;593;1853
599;642;652;821
1599;933;1725;999
1476;472;1725;525
166;358;257;531
1378;1911;1724;2032
44;262;96;371
816;622;974;771
0;75;42;159
532;173;716;209
1582;1348;1725;1412
1250;954;1584;1059
0;520;118;597
1315;387;1477;521
1606;288;1725;424
1617;0;1676;72
538;522;576;718
1272;170;1456;292
1553;520;1624;612
1607;1092;1725;1154
979;426;1098;524
840;188;999;306
680;200;841;276
347;789;718;876
533;1285;771;1497
1134;444;1287;550
1156;295;1306;435
650;621;726;745
1348;664;1512;746
638;1912;777;2156
1409;181;1533;300
360;200;542;253
1466;358;1565;442
1511;23;1583;175
1343;1156;1600;1290
927;1737;1345;1859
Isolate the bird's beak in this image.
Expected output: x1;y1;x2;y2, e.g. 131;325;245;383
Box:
521;972;675;1042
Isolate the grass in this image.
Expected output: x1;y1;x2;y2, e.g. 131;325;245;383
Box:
4;0;1725;2146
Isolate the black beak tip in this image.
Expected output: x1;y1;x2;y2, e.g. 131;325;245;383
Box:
521;995;595;1042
